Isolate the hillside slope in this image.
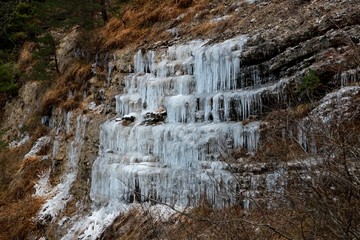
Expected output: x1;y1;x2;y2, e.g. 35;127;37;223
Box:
0;0;359;239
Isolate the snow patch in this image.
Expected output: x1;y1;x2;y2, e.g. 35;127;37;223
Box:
9;134;30;148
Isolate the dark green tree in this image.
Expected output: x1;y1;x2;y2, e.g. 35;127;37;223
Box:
0;0;35;50
0;62;19;95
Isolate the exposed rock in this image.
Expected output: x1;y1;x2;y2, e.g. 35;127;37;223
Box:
2;81;41;141
309;86;360;124
120;113;136;126
56;26;81;73
141;108;167;125
121;115;135;121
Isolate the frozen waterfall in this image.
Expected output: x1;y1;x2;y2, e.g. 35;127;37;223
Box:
90;35;265;209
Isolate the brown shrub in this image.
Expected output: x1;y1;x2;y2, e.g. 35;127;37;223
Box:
61;98;80;111
41;86;68;114
40;62;91;114
103;27;147;50
0;141;34;191
0;196;44;240
291;103;313;118
73;64;92;84
104;18;125;33
100;0;194;50
9;155;50;200
0;135;51;239
18;41;37;72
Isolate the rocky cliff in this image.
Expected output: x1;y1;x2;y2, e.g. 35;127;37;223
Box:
0;0;359;239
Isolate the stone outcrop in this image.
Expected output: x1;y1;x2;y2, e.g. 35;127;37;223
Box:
142;108;167;125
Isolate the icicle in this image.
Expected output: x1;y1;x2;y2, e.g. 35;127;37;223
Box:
84;36;278;238
167;95;195;123
91;120;260;207
106;61;115;87
297;120;308;152
115;94;141;116
134;50;145;73
134;50;156;74
41;116;50;126
340;68;359;87
194;36;247;93
38;115;88;221
65;112;72;134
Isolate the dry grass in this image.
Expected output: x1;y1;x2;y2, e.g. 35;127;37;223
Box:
100;209;149;240
190;22;219;36
94;0;358;53
291;103;313;118
0;196;44;240
99;0;208;50
8;156;49;200
40;62;91;114
0;142;34;191
102;27;147;50
176;0;193;9
60;98;81;111
41;86;68;114
0;139;50;240
18;41;37;73
74;64;92;82
167;204;290;240
100;202;305;240
0;91;52;239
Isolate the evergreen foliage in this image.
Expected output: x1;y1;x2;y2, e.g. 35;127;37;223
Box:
0;0;35;49
33;0;107;30
0;0;113;96
298;69;321;100
300;69;321;93
0;62;18;95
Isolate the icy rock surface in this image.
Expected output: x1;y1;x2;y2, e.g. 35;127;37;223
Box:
297;86;360;153
310;86;360;124
37;114;88;221
24;136;50;159
91;36;270;209
340;68;360;87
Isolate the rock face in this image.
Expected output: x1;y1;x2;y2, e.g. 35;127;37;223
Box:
2;0;359;239
2;81;42;145
142;109;167;125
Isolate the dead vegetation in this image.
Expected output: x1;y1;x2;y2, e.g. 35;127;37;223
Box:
107;0;358;50
99;0;209;49
40;62;91;115
18;41;37;75
0;196;44;240
0;140;50;240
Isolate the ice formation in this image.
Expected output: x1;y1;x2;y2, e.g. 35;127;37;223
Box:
24;136;50;159
340;68;360;87
36;114;88;221
91;121;259;206
91;35;269;210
